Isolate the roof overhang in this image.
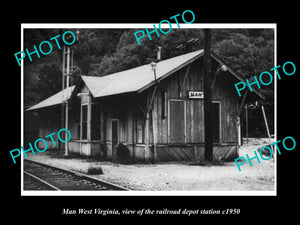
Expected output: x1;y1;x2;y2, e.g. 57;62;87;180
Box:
137;50;204;94
26;49;265;112
26;85;75;111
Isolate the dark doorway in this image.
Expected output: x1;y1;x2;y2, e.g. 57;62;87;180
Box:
212;102;221;142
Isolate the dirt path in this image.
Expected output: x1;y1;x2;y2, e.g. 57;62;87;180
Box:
26;138;275;192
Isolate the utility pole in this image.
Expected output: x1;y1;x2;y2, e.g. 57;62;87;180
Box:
61;44;71;156
64;45;71;156
261;102;273;152
145;63;157;163
145;46;161;163
61;30;79;156
203;29;213;162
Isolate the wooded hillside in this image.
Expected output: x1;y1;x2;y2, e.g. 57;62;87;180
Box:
24;28;275;136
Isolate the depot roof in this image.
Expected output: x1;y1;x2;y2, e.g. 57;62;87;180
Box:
26;85;75;111
26;49;265;111
80;49;205;98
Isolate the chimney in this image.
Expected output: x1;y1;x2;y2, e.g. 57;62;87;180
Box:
156;46;162;61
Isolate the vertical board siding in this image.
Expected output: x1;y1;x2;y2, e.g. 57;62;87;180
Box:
36;57;240;162
152;58;238;146
212;73;238;143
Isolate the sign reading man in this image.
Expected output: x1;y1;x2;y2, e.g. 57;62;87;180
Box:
188;91;204;99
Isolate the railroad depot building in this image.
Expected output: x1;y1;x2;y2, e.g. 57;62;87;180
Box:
27;49;263;163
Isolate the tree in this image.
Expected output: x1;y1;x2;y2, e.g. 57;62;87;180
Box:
23;28;275;137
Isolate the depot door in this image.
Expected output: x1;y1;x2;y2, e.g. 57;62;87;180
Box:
169;100;186;143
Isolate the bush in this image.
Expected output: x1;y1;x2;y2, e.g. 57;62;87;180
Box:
257;147;272;157
87;166;103;175
116;143;131;164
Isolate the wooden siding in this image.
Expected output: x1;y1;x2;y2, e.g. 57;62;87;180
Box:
212;70;238;143
36;56;239;162
99;57;239;162
150;60;205;145
156;145;195;162
149;57;238;146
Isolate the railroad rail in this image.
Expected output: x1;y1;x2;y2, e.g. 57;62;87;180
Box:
23;159;130;191
24;171;60;190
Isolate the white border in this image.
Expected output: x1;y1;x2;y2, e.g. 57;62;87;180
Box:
21;23;277;196
21;25;24;192
21;23;275;29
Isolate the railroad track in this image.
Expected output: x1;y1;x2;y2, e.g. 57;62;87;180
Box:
23;159;130;191
24;171;59;190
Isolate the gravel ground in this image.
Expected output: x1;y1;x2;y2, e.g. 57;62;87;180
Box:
26;138;275;191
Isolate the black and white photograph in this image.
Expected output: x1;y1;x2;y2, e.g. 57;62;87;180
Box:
3;4;299;220
21;24;276;195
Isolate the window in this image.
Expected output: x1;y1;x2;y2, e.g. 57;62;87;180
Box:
77;124;80;139
161;91;167;119
136;110;144;144
81;105;87;140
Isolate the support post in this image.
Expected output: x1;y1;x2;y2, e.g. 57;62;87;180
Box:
145;85;158;163
145;111;150;163
131;97;136;162
237;116;241;146
261;103;273;152
237;90;249;146
238;90;248;116
145;61;159;163
204;29;213;162
152;97;158;163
